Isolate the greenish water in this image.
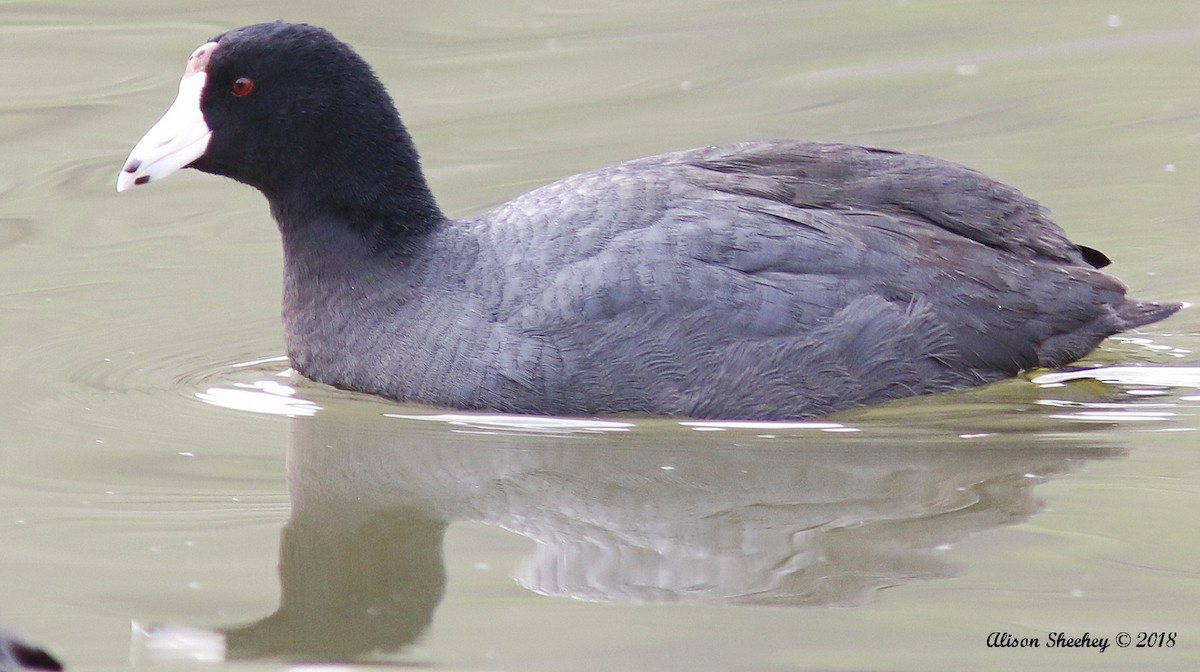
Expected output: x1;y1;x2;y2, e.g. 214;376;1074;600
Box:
2;1;1199;670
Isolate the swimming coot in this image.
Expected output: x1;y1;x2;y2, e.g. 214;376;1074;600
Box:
117;22;1179;419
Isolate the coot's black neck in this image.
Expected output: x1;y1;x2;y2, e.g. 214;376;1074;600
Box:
260;81;447;372
273;126;441;388
263;119;446;257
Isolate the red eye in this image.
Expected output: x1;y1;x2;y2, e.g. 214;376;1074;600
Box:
231;77;254;96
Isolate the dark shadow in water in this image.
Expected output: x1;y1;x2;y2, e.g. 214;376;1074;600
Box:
146;398;1123;662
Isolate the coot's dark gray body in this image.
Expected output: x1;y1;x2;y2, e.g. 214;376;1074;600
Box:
118;23;1179;419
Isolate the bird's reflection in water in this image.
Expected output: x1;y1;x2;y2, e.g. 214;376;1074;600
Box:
142;393;1122;662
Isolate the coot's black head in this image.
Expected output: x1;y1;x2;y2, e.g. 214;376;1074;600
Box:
118;22;441;228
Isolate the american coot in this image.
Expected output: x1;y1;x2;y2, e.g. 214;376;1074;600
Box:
0;625;62;672
117;22;1179;420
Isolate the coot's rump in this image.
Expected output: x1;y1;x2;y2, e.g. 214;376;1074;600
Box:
117;22;1180;419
